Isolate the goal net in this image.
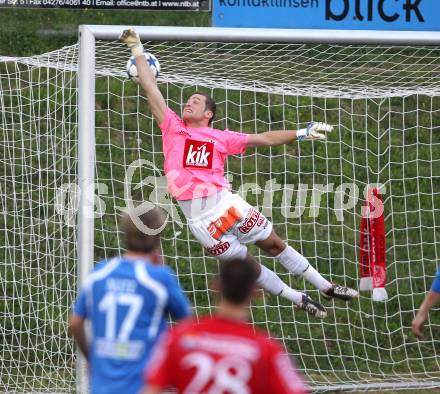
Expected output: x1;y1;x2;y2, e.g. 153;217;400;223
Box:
1;27;440;392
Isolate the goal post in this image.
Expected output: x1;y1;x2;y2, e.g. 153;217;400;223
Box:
75;25;440;392
1;25;440;393
77;25;96;394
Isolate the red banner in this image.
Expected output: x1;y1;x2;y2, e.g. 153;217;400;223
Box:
359;187;387;301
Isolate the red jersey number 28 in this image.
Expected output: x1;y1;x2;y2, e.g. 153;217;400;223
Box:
181;351;252;394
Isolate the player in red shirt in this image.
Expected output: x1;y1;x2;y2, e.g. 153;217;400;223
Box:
142;256;309;394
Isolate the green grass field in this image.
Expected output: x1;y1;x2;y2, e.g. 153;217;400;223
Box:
1;8;440;393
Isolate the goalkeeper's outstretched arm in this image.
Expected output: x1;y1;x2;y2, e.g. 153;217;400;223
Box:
247;122;333;147
120;28;167;125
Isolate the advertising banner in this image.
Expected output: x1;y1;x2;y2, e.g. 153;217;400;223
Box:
0;0;210;10
213;0;439;31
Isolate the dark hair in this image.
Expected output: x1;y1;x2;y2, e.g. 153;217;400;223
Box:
120;207;165;253
219;257;259;304
194;91;216;126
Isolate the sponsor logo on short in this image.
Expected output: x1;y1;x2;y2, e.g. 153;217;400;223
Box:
207;241;230;255
183;139;214;169
239;208;260;234
208;223;217;237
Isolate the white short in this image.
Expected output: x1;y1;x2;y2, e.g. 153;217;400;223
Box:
185;192;273;260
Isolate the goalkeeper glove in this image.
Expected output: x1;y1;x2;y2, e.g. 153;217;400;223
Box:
119;28;144;57
297;122;333;141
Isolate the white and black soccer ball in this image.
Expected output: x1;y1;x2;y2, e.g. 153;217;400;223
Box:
126;52;160;83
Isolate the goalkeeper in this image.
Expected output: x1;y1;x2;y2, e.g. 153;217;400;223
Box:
120;28;358;319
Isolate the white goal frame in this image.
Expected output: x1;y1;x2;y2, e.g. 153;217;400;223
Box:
77;25;440;393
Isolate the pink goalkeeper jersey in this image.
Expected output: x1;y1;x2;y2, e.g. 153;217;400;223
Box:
159;108;249;200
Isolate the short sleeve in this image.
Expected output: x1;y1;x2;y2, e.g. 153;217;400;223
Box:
431;268;440;294
73;289;88;319
267;341;308;394
222;129;249;155
144;330;174;389
159;108;184;137
163;267;191;320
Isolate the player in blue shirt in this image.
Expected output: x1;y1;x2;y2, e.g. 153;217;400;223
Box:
69;207;191;394
412;267;440;338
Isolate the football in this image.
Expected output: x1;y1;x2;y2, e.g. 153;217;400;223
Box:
126;52;160;83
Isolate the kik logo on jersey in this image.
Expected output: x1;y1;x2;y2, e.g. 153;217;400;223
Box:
183;139;213;169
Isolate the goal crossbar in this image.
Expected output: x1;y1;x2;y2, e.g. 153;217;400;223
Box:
82;24;440;45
